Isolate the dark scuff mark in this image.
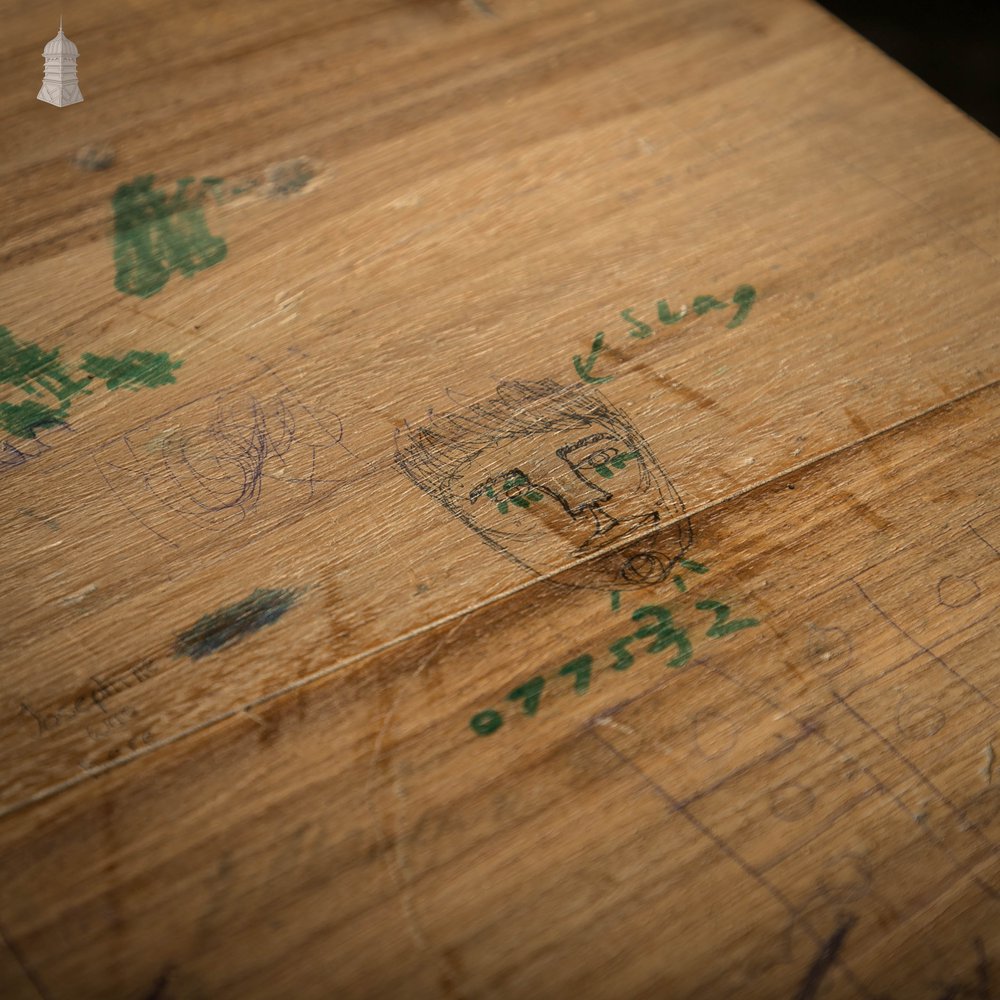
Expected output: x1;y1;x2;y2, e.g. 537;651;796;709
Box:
143;963;173;1000
265;158;315;197
794;915;856;1000
174;588;301;660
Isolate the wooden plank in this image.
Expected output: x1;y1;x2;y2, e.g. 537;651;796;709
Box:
0;0;997;996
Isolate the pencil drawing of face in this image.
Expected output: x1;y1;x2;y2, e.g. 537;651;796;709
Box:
395;380;691;587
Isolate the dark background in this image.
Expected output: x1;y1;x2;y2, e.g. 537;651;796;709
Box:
818;0;1000;136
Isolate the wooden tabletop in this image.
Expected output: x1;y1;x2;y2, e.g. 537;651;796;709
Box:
1;1;999;997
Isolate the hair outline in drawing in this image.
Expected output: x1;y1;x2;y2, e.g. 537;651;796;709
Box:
394;379;692;587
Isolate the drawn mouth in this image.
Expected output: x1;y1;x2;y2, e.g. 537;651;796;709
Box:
576;509;660;551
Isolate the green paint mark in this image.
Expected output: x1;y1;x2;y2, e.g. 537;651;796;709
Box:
573;330;613;385
657;300;685;324
594;464;614;478
112;175;227;299
679;559;709;574
727;284;757;328
470;709;503;736
610;450;640;469
621;308;653;339
695;599;759;637
174;587;300;660
673;575;686;592
80;351;183;391
610;590;620;611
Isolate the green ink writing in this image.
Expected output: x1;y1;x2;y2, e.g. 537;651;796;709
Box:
657;300;685;325
571;283;760;386
468;561;763;738
573;330;613;385
621;308;653;340
470;709;503;736
695;599;760;637
727;284;757;328
558;655;593;694
632;605;691;668
507;676;545;716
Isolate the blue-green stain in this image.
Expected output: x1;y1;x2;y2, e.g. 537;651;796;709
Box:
673;575;686;592
610;590;620;611
175;587;300;660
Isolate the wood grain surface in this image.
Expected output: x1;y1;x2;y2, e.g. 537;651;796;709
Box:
1;0;998;997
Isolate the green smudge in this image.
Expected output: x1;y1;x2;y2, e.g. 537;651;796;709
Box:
81;350;183;391
174;587;301;660
112;175;227;299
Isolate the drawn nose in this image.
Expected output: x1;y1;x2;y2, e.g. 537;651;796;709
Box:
540;463;611;516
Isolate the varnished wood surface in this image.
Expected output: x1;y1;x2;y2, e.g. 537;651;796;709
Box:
0;0;998;997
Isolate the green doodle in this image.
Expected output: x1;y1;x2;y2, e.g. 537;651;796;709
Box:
112;175;227;299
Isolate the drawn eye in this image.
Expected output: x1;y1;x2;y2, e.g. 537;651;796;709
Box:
583;449;618;468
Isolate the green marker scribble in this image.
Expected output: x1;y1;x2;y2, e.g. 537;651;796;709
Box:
112;175;227;299
573;330;613;385
81;350;183;391
0;325;183;441
0;326;90;402
0;398;69;439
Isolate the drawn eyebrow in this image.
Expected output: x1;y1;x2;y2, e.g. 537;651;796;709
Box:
556;433;617;461
469;469;523;503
